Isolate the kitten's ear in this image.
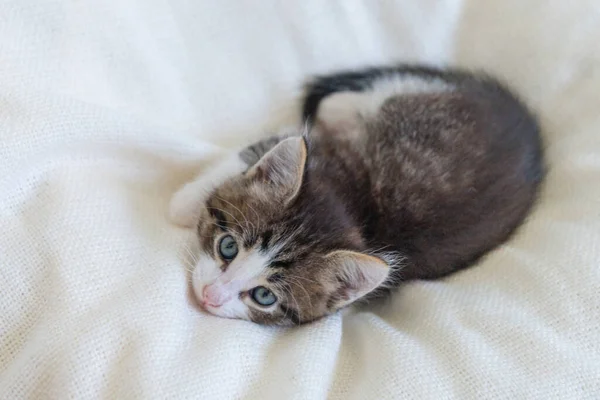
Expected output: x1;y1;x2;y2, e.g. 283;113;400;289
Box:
247;137;307;204
327;251;389;308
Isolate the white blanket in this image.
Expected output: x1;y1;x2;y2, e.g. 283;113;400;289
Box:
2;1;600;398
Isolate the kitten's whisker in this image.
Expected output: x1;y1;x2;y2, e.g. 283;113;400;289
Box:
195;215;231;233
241;196;260;221
181;260;197;275
284;287;301;322
286;277;313;316
181;244;199;265
214;195;258;237
213;206;245;230
244;202;262;237
206;206;246;231
275;284;291;320
276;282;303;322
286;275;319;285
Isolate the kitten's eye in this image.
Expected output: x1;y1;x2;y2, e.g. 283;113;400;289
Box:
218;235;238;261
250;286;277;307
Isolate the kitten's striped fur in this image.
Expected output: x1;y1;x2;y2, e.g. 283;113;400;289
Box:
171;65;544;325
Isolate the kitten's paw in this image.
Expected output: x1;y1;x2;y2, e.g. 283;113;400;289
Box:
168;153;247;228
168;181;207;228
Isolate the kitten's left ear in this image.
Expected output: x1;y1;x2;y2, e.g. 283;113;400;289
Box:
247;136;307;205
327;250;390;309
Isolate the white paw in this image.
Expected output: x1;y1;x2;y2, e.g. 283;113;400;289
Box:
168;153;247;228
168;180;208;228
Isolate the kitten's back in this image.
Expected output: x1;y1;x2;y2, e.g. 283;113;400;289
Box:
304;66;544;280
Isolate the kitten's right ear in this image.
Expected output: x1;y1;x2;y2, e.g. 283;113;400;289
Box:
247;137;307;205
326;250;389;309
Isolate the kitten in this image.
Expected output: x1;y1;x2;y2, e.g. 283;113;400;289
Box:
170;65;544;326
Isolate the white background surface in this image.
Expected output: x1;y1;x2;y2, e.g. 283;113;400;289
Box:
1;1;600;398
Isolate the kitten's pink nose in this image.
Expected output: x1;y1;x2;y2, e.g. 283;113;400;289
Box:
202;284;232;307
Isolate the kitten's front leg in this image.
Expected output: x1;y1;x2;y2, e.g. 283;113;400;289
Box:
169;153;248;228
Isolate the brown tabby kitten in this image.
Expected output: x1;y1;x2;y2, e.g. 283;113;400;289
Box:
169;65;544;325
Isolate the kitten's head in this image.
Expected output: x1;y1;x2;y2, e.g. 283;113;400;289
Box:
191;136;391;325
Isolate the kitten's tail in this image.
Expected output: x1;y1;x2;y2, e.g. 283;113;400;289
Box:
301;65;449;124
301;68;386;124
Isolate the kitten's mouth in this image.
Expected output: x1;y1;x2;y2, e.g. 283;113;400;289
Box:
197;300;212;310
198;296;223;310
192;291;218;314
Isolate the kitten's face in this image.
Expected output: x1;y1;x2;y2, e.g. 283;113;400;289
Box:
190;137;390;325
